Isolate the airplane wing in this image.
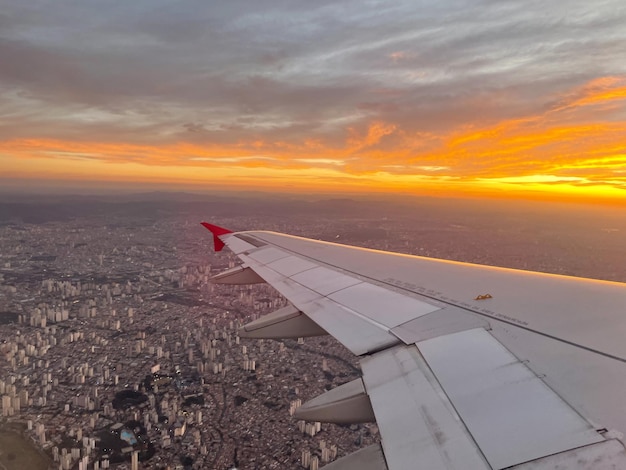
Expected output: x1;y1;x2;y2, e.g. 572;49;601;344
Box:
201;222;626;469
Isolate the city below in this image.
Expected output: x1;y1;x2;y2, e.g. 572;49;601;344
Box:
1;193;625;470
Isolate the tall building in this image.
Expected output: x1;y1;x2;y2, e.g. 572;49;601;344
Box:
131;450;139;470
301;449;311;468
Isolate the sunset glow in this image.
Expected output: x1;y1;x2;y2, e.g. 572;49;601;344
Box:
1;1;626;203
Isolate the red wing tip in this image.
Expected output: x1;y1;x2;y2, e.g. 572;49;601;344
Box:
200;222;233;236
201;222;232;252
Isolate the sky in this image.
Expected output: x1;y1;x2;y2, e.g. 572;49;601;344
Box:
1;0;626;203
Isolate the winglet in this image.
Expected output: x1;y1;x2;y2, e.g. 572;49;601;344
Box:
201;222;233;252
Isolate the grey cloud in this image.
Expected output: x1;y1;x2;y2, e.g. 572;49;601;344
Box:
1;0;625;150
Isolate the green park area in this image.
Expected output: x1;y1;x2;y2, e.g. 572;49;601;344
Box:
0;429;50;470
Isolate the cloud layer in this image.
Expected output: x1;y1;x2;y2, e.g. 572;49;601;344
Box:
1;0;626;200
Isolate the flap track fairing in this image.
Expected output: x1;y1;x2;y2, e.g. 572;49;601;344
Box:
210;265;266;285
294;378;375;424
239;305;327;339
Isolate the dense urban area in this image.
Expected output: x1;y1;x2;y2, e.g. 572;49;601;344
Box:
1;193;626;470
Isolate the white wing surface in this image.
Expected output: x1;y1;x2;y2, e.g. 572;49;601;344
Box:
202;223;626;469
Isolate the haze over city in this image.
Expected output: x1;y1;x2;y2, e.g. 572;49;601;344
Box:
1;192;626;470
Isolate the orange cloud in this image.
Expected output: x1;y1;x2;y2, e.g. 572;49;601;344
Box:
2;76;626;205
553;76;626;111
347;121;398;151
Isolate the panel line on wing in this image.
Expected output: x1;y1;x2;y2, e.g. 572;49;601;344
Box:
291;266;362;296
328;283;440;329
247;246;292;264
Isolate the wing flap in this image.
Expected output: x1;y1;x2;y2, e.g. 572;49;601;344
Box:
417;328;604;469
361;344;491;470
